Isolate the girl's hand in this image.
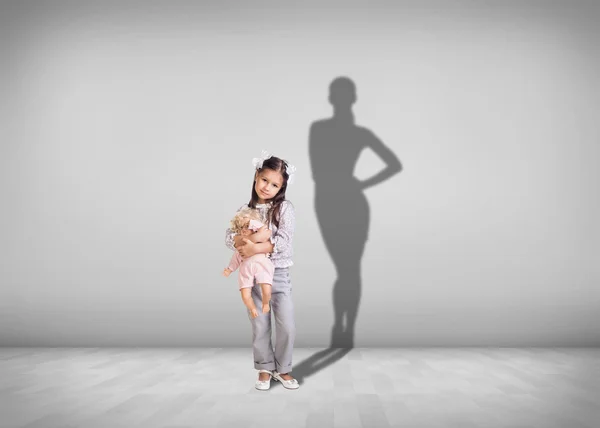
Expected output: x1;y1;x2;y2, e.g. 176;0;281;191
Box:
251;226;271;243
237;238;256;259
233;235;245;249
223;268;232;277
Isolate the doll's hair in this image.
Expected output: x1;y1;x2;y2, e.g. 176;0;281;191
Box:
229;207;262;234
248;155;290;229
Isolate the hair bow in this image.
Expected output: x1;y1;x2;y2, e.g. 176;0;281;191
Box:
286;163;297;184
252;150;272;170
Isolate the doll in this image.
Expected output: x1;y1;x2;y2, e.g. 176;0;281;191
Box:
223;207;274;318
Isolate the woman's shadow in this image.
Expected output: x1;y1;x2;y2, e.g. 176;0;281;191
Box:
293;77;402;385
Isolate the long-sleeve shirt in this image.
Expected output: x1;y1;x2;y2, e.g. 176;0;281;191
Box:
225;201;295;268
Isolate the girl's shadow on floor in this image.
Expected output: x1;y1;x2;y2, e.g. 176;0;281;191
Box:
291;347;353;385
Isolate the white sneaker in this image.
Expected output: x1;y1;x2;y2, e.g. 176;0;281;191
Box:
255;369;273;391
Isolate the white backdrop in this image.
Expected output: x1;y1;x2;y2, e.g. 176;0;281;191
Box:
1;0;599;346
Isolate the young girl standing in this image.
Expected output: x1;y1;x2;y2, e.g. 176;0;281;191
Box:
225;151;299;391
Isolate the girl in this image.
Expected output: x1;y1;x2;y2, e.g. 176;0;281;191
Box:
225;151;299;391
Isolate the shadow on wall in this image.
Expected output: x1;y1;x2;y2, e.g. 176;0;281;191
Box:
293;77;402;385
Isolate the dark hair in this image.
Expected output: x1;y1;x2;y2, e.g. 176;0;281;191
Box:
248;155;290;228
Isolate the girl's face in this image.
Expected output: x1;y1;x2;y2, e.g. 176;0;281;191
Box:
255;169;283;203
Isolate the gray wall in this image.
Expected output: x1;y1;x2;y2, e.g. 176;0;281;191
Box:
1;0;599;347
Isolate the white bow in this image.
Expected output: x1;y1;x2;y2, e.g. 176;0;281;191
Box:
252;149;297;184
286;163;297;184
252;150;272;170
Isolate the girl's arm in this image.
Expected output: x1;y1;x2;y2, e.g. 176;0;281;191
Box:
268;201;295;259
237;239;274;259
247;226;271;243
254;240;274;254
232;234;260;248
225;229;237;251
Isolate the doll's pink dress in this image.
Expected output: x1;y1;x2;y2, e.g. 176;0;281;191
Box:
226;219;275;289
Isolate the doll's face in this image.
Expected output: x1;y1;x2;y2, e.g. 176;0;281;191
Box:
239;219;254;236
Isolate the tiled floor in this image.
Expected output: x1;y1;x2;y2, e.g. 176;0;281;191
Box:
1;347;599;428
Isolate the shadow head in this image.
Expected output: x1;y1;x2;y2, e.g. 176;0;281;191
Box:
328;76;357;108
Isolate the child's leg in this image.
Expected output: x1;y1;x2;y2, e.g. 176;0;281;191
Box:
259;283;272;313
241;288;259;318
